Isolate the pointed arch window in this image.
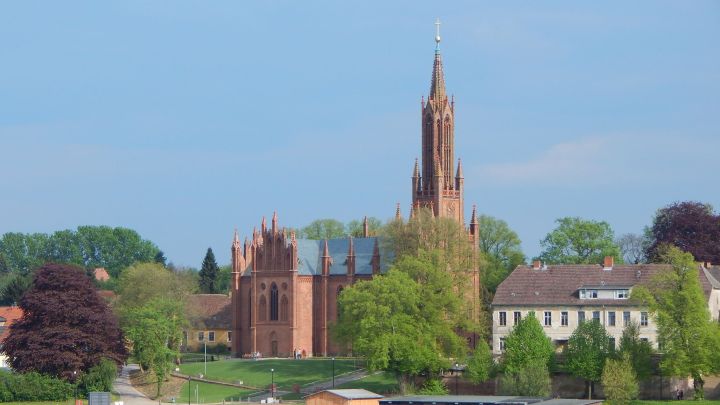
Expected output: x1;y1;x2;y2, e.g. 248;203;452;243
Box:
259;295;267;322
270;283;279;321
280;295;289;321
248;288;253;326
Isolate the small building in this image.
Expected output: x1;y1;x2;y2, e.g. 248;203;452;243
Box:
381;396;602;405
94;267;110;282
306;389;383;405
0;306;24;368
183;294;232;352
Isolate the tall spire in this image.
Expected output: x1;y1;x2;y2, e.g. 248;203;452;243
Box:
233;228;240;248
455;158;463;179
430;18;446;101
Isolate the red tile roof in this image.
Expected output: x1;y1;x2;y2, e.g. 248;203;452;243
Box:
0;306;23;342
186;294;231;329
94;268;110;282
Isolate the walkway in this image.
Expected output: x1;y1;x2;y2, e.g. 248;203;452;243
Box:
113;364;157;405
300;369;372;394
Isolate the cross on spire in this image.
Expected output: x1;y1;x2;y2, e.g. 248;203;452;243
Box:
435;18;441;51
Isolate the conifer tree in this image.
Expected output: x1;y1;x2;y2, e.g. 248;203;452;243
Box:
199;247;219;293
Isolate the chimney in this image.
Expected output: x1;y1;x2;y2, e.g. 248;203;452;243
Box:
532;260;541;270
603;256;614;270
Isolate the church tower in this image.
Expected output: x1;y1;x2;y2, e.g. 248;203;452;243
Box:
412;19;464;224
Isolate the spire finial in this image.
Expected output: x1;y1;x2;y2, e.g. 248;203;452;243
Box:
435;18;441;51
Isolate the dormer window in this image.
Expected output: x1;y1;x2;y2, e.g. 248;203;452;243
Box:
616;289;629;299
580;289;598;299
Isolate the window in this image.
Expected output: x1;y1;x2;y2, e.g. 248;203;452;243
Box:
608;311;616;326
609;337;615;350
499;312;507;326
616;289;629;299
623;311;631;326
208;331;215;342
227;331;232;342
513;312;521;326
499;338;506;352
641;312;648;327
270;283;279;321
281;295;289;321
544;311;552;326
578;311;585;323
581;289;598;299
561;311;568;326
198;331;204;341
592;311;600;322
640;338;649;343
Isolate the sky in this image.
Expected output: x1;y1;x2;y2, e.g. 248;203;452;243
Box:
1;1;719;267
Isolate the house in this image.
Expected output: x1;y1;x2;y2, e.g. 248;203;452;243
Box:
491;257;720;355
183;294;232;352
381;396;602;405
94;268;110;282
306;389;383;405
0;306;23;368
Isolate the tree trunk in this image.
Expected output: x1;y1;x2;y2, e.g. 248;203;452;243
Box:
587;380;593;399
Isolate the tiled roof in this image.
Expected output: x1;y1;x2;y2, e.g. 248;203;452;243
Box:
493;264;669;307
186;294;231;329
94;268;110;282
0;306;23;342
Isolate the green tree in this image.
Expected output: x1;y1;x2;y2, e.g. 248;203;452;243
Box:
300;219;346;240
478;215;525;293
498;363;551;397
418;379;449;395
0;232;48;275
124;298;183;398
0;273;31;305
466;340;494;383
116;262;195;319
216;265;232;293
538;217;622;265
346;217;383;237
199;247;219;293
78;358;117;395
618;321;653;380
503;312;554;374
632;246;720;399
601;354;639;405
565;320;611;399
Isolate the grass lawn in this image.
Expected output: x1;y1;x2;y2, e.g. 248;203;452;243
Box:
336;371;399;394
177;380;255;403
179;358;358;390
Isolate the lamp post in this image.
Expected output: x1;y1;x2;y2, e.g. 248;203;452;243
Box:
73;371;77;404
204;340;207;376
271;368;275;400
331;357;336;388
454;363;459;395
188;376;191;405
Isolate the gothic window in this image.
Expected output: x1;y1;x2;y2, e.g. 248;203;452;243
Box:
259;295;267;322
270;283;279;321
248;288;252;326
280;295;289;321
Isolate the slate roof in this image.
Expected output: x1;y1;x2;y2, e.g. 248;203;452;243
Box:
186;294;232;329
493;264;669;307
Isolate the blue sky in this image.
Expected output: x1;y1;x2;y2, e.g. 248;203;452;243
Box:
1;1;718;267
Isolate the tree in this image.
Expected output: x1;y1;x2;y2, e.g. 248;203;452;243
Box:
618;321;653;380
216;265;232;293
478;215;525;293
346;217;383;238
300;219;346;240
498;363;551;397
0;273;31;305
199;248;219;293
616;233;648;264
466;340;494;383
0;232;48;275
632;246;720;399
124;298;183;398
645;201;720;263
601;354;639;405
538;217;622;265
565;320;611;399
502;312;554;374
3;263;127;380
116;262;195;318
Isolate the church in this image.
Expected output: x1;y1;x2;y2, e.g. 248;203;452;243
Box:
230;24;479;358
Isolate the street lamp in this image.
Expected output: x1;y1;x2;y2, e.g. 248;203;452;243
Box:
271;368;275;400
331;357;336;388
188;376;191;405
204;340;207;376
73;371;77;404
454;363;459;395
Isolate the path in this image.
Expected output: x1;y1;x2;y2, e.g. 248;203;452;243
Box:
300;369;372;394
114;364;157;405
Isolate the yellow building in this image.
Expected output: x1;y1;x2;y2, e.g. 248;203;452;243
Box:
183;294;232;352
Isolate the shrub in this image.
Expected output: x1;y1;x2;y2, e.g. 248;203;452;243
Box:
601;354;638;405
0;370;74;401
498;363;551;397
418;378;449;395
79;358;118;395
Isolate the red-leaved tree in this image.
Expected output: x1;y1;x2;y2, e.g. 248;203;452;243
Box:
646;201;720;263
3;263;127;380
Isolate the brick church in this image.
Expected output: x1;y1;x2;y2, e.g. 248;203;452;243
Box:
230;25;479;358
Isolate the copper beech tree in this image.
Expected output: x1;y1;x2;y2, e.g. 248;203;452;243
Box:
3;263;127;380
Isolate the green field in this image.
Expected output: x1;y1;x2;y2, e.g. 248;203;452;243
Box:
336;371;399;394
179;358;358;390
177;380;255;403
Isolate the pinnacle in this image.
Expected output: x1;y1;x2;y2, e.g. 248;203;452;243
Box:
456;158;463;178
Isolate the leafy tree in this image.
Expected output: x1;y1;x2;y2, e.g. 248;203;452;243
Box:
616;233;648;264
466;340;494;383
503;312;554;374
300;219;346;240
618;321;653;380
346;217;383;237
601;354;639;405
3;263;127;380
498;363;551;397
124;298;183;398
565;320;611;399
0;232;48;275
632;246;720;399
478;215;525;293
116;262;195;320
78;358;117;395
538;217;622;265
645;201;720;263
0;273;31;305
216;265;232;293
199;247;219;293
